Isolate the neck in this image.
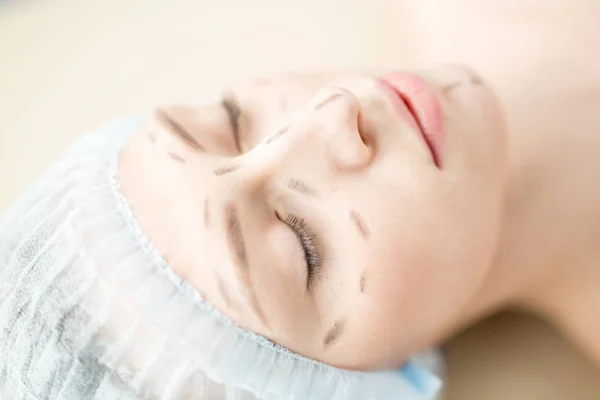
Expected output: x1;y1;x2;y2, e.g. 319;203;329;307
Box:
405;0;600;362
457;74;600;362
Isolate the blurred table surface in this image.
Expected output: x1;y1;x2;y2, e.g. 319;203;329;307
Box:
1;1;599;399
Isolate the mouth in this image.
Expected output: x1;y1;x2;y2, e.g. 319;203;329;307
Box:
378;73;445;168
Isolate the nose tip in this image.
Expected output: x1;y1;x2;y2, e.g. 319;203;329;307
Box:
308;86;372;171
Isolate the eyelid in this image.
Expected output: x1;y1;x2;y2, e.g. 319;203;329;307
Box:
221;91;242;153
276;211;323;291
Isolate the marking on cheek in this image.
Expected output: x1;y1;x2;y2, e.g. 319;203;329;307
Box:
314;93;344;110
441;82;461;94
350;210;370;239
360;271;366;293
167;152;187;164
288;179;317;197
214;165;240;176
324;319;347;348
470;75;484;85
203;197;210;229
266;125;289;144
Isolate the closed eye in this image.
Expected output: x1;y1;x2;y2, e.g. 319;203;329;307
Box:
276;211;323;290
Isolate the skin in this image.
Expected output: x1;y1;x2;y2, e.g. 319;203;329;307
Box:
119;43;600;372
118;66;509;370
405;1;600;370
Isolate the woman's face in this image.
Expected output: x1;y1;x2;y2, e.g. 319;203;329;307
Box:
119;66;508;370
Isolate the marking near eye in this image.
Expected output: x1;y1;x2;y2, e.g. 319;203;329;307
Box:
360;271;366;293
314;93;344;110
214;165;240;176
266;125;289;144
288;179;317;197
167;152;187;164
324;319;347;348
350;210;370;239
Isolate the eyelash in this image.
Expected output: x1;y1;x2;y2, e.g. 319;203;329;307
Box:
281;213;323;290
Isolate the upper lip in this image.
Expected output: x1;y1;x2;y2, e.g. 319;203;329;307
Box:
377;78;440;168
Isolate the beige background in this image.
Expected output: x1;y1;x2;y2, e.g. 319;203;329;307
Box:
1;1;599;399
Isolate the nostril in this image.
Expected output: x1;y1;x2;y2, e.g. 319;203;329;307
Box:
357;110;368;146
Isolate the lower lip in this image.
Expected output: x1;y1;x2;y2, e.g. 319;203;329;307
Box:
379;72;445;168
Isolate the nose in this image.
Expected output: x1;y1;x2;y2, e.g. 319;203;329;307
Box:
211;86;373;204
306;86;373;171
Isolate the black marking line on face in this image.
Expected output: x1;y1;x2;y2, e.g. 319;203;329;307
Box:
204;197;210;229
155;109;205;151
350;210;369;239
224;202;270;327
324;319;347;348
314;93;344;110
360;271;366;293
167;152;187;164
221;95;242;153
441;82;461;94
288;179;317;197
266;125;289;144
214;165;240;176
278;93;288;113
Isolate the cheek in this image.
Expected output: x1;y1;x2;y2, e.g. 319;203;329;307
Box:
359;196;493;335
249;226;316;342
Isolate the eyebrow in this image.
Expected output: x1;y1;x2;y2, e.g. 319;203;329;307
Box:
350;210;370;239
224;203;269;326
288;179;317;197
324;319;347;348
155;109;205;151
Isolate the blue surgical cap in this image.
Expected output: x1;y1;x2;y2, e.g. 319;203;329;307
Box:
0;118;443;399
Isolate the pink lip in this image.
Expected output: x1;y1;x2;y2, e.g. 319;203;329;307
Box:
378;72;445;168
